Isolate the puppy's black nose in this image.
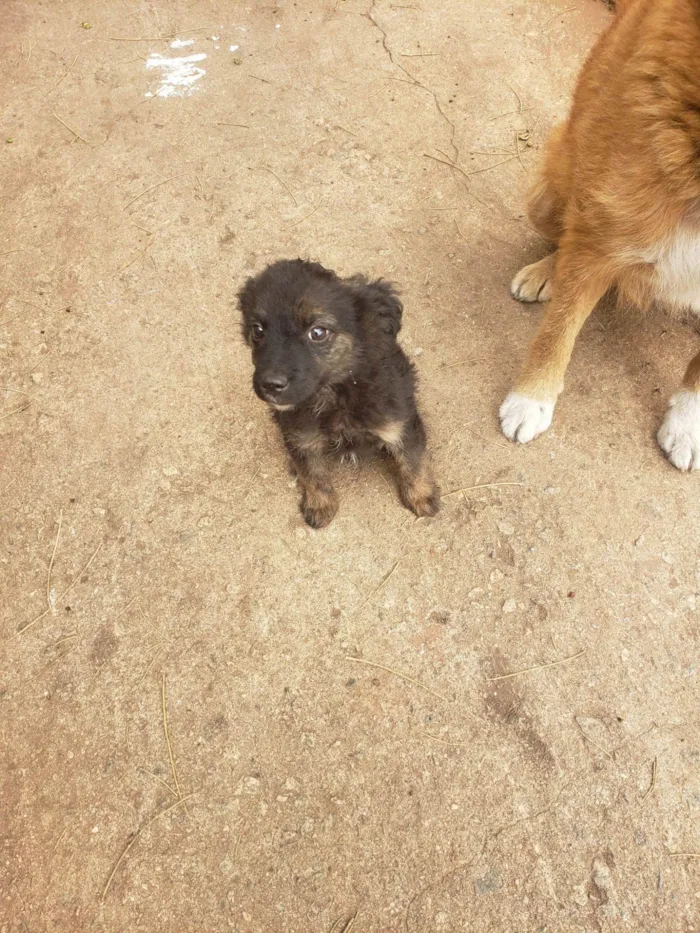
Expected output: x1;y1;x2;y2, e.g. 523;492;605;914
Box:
260;374;289;394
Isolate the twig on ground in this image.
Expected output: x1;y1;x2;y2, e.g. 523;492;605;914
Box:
161;672;189;814
115;595;139;621
418;729;466;747
515;130;526;173
110;28;209;41
101;793;195;901
261;166;298;205
0;402;30;422
14;542;102;637
488;649;585;681
52;112;89;145
47;510;63;611
642;756;657;802
138;766;179;799
47;54;78;94
465;155;520;177
23;348;53;377
575;716;614;759
353;560;399;617
423;151;471;184
441;482;524;500
27;645;78;684
439;357;485;369
287;198;323;228
51;632;77;648
346;655;448;702
123;173;187;211
545;7;577;28
234;817;250;861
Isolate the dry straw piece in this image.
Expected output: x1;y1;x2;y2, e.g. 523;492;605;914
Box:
488;649;585;682
346;655;448;702
161;672;189;815
15;543;102;638
101;792;195;901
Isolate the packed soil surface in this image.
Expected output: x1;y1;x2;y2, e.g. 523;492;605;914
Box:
2;1;699;931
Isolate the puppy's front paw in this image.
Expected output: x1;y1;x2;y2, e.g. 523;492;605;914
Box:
500;392;554;443
400;475;440;518
657;389;700;471
511;256;555;303
301;486;339;528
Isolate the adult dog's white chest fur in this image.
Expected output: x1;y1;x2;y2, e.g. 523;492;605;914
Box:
642;223;700;312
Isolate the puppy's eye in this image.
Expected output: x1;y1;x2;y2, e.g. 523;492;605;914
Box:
251;323;265;342
308;325;329;343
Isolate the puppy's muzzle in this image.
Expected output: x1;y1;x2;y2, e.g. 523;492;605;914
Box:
260;373;289;395
254;370;293;406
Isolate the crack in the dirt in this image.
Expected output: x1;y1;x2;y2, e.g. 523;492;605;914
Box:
364;1;460;165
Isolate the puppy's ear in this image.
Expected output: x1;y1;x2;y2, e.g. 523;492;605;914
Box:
356;278;403;337
237;277;257;316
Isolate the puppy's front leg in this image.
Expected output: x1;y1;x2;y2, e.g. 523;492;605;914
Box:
284;431;338;528
500;242;611;443
376;417;440;517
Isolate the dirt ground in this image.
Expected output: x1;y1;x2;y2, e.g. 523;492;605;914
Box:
2;1;700;930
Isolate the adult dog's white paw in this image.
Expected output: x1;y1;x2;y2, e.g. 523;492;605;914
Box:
657;389;700;471
500;392;554;443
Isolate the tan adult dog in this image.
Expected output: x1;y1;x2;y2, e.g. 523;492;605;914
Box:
500;0;700;470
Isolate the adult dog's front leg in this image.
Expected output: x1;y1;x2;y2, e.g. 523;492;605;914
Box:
500;244;611;443
284;432;338;528
657;350;700;471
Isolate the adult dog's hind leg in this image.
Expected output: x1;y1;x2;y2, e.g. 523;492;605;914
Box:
376;417;439;517
511;123;570;304
527;123;570;242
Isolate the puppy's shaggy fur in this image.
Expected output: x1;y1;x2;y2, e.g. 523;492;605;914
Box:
500;0;700;470
238;259;439;527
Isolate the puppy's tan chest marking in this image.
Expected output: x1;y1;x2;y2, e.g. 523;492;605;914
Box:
638;224;700;312
371;420;405;449
306;414;405;454
290;428;326;456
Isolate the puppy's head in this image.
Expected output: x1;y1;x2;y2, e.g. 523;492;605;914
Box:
238;259;359;410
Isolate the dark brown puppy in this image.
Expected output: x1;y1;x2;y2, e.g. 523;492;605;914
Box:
238;259;439;528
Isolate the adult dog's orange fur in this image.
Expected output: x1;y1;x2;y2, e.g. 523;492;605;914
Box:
500;0;700;470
